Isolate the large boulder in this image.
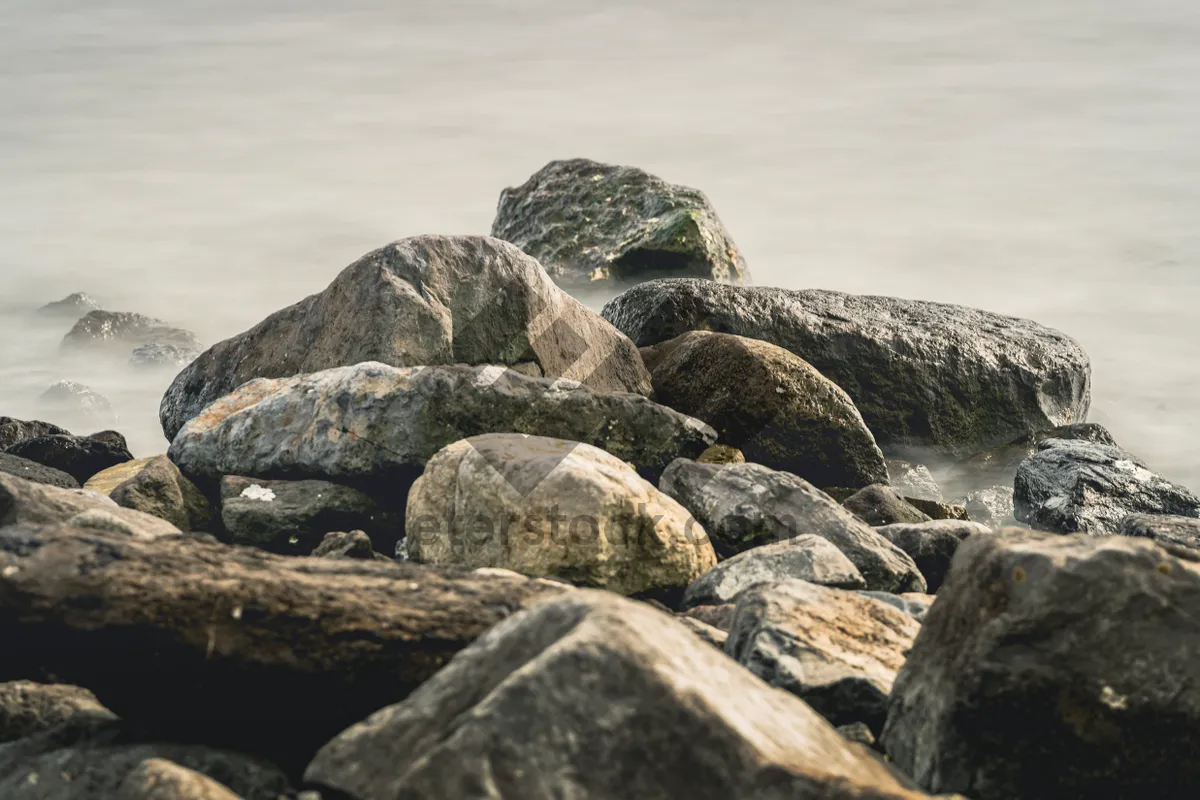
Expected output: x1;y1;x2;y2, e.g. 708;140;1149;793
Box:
875;520;991;592
0;524;565;770
61;310;200;354
725;580;920;732
602;279;1091;457
37;381;117;432
86;456;212;532
0;416;70;450
1120;513;1200;554
0;473;181;538
169;362;714;491
0;451;80;489
7;431;134;484
659;459;926;593
882;529;1200;798
305;590;935;799
640;331;888;488
407;434;716;598
1014;438;1200;534
681;535;866;609
490;158;749;289
159;235;653;440
0;681;114;744
843;484;932;526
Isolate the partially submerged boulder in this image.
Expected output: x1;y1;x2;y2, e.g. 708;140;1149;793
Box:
37;292;100;319
85;456;212;532
0;681;114;744
61;310;200;355
160;235;653;440
0;473;181;538
7;431;133;484
640;331;888;488
602;279;1091;457
843;484;932;526
37;381;117;432
490;158;749;288
875;520;991;592
130;342;200;369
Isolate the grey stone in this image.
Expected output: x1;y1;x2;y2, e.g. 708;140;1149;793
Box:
858;592;936;623
37;292;100;319
0;473;180;538
61;310;200;354
0;451;79;489
875;520;991;592
37;381;117;432
887;460;943;502
1119;513;1200;555
0;417;71;450
130;343;200;369
843;484;932;526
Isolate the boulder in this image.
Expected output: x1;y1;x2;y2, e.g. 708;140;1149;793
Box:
169;362;714;491
37;292;100;318
859;592;935;623
681;535;865;609
887;460;943;502
659;459;925;593
0;473;180;538
84;456;212;532
697;444;745;465
130;343;200;369
61;310;200;354
0;451;80;489
0;416;70;450
407;434;715;599
117;758;241;800
1014;438;1200;534
0;681;114;744
882;529;1200;799
681;602;737;632
7;431;133;484
843;484;932;526
0;524;565;770
219;476;401;555
490;158;749;288
875;520;991;592
311;530;392;562
904;498;969;522
1120;513;1200;554
640;331;888;488
952;486;1016;528
37;381;117;431
957;422;1120;492
677;615;729;650
305;589;934;800
602;278;1091;457
726;580;920;732
159;235;653;440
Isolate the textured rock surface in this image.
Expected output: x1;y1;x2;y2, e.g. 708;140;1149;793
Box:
726;580;920;731
130;342;200;369
660;459;925;593
407;435;715;598
640;331;888;488
875;520;991;593
859;592;935;623
306;590;933;800
0;681;114;744
904;498;969;522
681;535;865;609
882;530;1200;799
61;310;200;354
116;758;242;800
37;292;100;318
0;473;181;537
843;484;932;526
0;524;564;769
0;416;70;450
37;381;117;432
8;431;133;484
491;158;749;288
311;530;392;561
83;456;212;532
956;422;1119;493
0;451;80;489
1014;438;1200;533
1120;513;1200;554
603;278;1091;457
160;235;652;440
697;443;746;465
170;362;713;490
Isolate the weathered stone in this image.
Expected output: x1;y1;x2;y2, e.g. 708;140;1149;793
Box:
0;524;565;770
952;486;1016;528
697;444;745;465
130;343;200;369
957;422;1120;492
117;758;242;800
0;451;80;489
640;331;888;488
0;473;180;538
311;530;391;562
681;602;737;632
0;417;70;450
407;434;715;599
305;590;934;800
1014;438;1200;534
0;681;114;744
659;459;925;593
843;484;932;526
602;278;1091;457
61;310;200;354
681;535;865;609
1120;513;1200;554
82;456;212;532
7;431;133;484
37;381;117;432
859;592;935;623
875;521;990;592
169;363;713;491
837;721;877;748
887;460;943;502
491;158;749;288
882;529;1200;799
37;292;100;319
905;497;970;522
160;235;653;440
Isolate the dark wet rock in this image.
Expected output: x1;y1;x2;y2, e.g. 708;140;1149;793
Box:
61;310;200;354
37;292;101;319
220;475;402;556
0;524;565;771
1014;438;1200;534
305;589;933;800
659;459;925;593
882;529;1200;799
953;486;1016;528
0;451;80;489
640;331;888;489
905;497;970;522
725;580;920;732
954;422;1121;494
0;473;180;538
1119;513;1200;555
681;534;865;609
887;460;943;502
37;381;117;432
160;235;653;441
117;758;242;800
696;444;745;464
875;520;991;592
490;158;749;289
0;681;114;744
84;456;213;532
602;278;1091;458
858;591;935;623
0;416;71;450
7;431;133;484
169;362;713;492
130;343;201;369
843;484;932;527
311;530;392;562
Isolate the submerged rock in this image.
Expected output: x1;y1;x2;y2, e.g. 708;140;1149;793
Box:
37;380;117;432
62;310;200;354
36;292;100;319
130;342;200;369
7;431;133;484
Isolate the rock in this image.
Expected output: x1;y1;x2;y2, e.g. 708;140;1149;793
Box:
117;758;242;800
0;473;180;538
160;235;653;441
676;615;729;649
859;592;935;623
37;292;100;318
681;602;737;631
697;444;745;464
82;456;212;532
887;460;943;502
7;431;133;484
1014;438;1200;534
407;434;715;599
875;520;991;592
169;362;714;491
37;381;117;431
640;331;888;489
659;459;926;593
304;589;934;799
952;422;1122;497
0;717;289;800
843;484;932;526
953;486;1016;528
0;682;114;744
130;342;200;369
219;476;401;555
837;721;877;748
0;524;565;770
905;497;970;522
681;534;865;609
602;278;1091;458
61;310;200;354
0;416;71;450
1120;513;1200;554
311;530;391;562
725;580;920;731
0;451;80;489
882;529;1200;799
490;158;749;289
